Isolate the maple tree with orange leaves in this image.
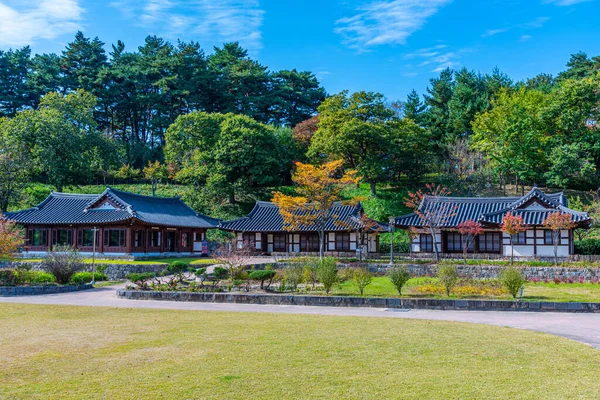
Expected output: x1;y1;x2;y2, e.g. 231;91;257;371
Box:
543;212;576;266
272;160;361;258
0;216;22;260
501;212;527;265
457;220;484;264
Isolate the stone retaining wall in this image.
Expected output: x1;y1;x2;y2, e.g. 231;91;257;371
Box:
380;265;600;281
273;262;600;281
1;284;92;296
117;290;600;313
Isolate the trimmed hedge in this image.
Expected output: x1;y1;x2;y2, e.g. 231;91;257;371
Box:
70;272;108;285
574;239;600;255
0;268;56;286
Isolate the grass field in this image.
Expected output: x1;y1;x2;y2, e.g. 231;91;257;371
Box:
19;257;217;266
0;304;599;399
329;277;600;303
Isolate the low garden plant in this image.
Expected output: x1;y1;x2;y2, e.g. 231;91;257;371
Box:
0;267;56;286
387;266;411;295
500;266;526;298
283;264;304;292
248;270;277;289
438;265;459;296
70;272;108;285
126;272;156;290
316;257;338;294
351;267;373;296
42;246;85;284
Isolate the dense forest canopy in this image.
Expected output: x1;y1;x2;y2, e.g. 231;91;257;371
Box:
1;31;599;219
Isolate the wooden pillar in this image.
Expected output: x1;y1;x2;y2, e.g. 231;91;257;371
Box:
99;227;104;254
144;228;148;254
125;227;132;254
533;226;537;257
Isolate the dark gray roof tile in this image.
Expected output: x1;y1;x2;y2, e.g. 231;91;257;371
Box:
220;201;387;232
5;188;220;229
395;188;590;228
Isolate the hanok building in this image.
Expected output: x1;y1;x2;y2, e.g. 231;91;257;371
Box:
219;201;387;255
5;188;220;257
394;188;591;258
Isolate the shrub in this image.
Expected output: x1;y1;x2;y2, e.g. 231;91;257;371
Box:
70;272;108;285
126;272;156;289
437;265;459;296
303;258;319;289
166;261;189;282
574;239;600;255
316;257;338;294
249;270;276;289
351;267;372;296
42;246;85;284
500;267;526;298
195;267;207;285
23;270;56;285
0;268;17;286
283;264;304;292
387;266;411;295
213;266;229;280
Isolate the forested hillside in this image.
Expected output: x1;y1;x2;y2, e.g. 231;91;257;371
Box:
1;31;599;223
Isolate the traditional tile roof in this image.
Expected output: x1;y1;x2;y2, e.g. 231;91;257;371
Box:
5;187;220;229
395;188;590;228
219;201;387;233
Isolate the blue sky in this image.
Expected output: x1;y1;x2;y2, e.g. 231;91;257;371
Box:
0;0;599;101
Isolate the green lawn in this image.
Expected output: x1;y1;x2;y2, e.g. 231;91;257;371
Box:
1;304;599;399
325;277;600;303
19;257;216;266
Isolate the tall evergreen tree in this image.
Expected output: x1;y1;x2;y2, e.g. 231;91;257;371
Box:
403;89;426;124
0;47;36;116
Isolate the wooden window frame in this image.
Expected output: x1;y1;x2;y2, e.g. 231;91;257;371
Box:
512;231;527;245
335;232;351;251
273;234;286;252
420;234;433;252
544;230;560;245
28;228;48;247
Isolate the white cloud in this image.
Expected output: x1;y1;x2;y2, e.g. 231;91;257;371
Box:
405;45;466;72
335;0;452;50
111;0;265;51
523;16;550;28
0;0;83;47
482;27;509;37
543;0;593;5
519;35;533;41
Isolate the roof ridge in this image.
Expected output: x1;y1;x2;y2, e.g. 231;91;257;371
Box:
107;186;180;201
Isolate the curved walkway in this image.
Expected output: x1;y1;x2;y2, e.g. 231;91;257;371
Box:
2;284;599;350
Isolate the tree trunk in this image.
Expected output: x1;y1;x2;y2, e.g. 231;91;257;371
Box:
228;190;235;205
510;236;514;265
429;226;439;261
369;181;377;197
319;230;325;260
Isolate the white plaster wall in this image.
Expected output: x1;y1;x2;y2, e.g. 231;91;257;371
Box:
503;245;535;257
537;245;570;257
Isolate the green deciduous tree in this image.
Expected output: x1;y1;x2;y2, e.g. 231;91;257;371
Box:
6;90;117;192
165;112;282;205
472;87;550;192
310;90;428;196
